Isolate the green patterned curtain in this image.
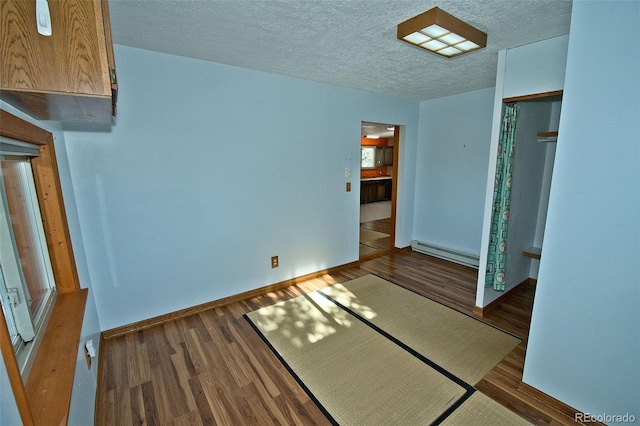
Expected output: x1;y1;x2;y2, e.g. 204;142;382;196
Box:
486;104;519;291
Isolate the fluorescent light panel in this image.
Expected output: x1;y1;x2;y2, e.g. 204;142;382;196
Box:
397;7;487;58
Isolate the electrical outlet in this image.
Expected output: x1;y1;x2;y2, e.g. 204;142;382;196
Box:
271;256;279;268
84;339;96;370
84;346;92;370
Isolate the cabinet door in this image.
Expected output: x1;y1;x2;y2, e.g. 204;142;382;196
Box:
1;0;116;121
367;182;377;203
385;179;392;199
100;0;118;115
361;181;379;204
376;181;386;201
383;147;394;166
374;148;383;167
361;181;372;204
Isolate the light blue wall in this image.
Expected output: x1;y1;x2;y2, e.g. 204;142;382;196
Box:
63;45;419;330
413;87;494;255
502;35;568;100
54;126;103;425
523;0;640;419
0;360;21;426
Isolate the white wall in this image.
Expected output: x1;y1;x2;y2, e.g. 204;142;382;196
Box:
533;101;561;250
62;45;419;331
0;102;102;425
54;126;103;425
477;35;569;307
413;87;494;255
523;0;640;419
0;361;21;426
503;35;569;100
532;111;559;279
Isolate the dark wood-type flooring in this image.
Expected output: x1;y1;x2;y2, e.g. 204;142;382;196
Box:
360;217;392;253
96;247;588;425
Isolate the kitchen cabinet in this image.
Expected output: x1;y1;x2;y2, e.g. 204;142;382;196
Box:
1;0;117;122
360;178;392;204
375;147;394;166
361;181;376;204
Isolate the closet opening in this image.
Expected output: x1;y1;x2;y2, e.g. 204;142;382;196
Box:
483;93;562;303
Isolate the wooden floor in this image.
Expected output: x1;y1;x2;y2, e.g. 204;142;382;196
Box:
360;217;392;254
96;248;586;425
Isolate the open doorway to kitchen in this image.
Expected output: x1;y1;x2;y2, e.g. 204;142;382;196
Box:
359;122;399;258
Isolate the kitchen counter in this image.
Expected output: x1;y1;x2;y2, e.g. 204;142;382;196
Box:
361;176;392;181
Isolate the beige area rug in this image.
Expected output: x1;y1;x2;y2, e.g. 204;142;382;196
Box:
245;275;528;425
441;392;531;425
246;291;467;425
322;274;522;384
359;227;388;243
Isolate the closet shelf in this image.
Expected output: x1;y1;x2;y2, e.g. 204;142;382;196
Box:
537;131;558;143
523;247;542;259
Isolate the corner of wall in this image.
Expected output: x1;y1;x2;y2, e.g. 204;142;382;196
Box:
51;129;102;425
475;50;507;308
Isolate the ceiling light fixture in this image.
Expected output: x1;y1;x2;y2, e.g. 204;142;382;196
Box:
397;7;487;58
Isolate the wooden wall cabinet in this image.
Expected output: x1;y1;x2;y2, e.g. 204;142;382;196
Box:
375;147;394;166
1;0;117;122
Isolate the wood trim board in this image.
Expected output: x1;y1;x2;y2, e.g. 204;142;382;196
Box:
503;90;563;103
25;289;88;425
473;278;534;318
0;110;51;145
100;254;386;339
30;143;81;293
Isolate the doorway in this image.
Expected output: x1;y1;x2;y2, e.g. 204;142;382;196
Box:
359;122;399;258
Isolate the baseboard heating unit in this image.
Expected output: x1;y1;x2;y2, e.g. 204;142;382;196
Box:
411;240;480;268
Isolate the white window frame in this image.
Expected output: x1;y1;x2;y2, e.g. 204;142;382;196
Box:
0;140;57;379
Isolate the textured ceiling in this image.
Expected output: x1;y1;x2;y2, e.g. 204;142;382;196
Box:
362;122;395;139
108;0;572;101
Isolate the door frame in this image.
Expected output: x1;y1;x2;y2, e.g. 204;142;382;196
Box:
358;122;400;258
